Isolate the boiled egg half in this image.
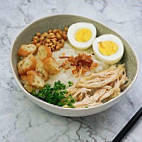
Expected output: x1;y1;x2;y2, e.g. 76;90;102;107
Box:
67;22;97;50
92;34;124;64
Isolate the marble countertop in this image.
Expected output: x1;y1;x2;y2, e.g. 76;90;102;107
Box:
0;0;142;142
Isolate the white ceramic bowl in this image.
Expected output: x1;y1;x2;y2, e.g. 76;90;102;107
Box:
10;14;138;117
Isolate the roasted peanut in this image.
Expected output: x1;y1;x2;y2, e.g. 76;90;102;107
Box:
63;31;67;34
50;39;56;44
45;38;50;43
56;41;60;45
33;39;38;44
40;36;44;41
49;33;55;37
60;39;65;44
53;29;58;34
56;33;62;40
52;37;57;41
48;30;53;33
47;34;51;39
45;43;48;47
32;27;68;52
51;35;56;39
34;36;38;39
33;36;38;40
36;32;41;37
42;32;48;37
36;43;41;47
51;45;56;49
63;33;67;41
56;45;60;50
42;40;46;45
58;30;63;35
59;43;64;48
51;46;55;52
48;42;53;47
64;27;68;32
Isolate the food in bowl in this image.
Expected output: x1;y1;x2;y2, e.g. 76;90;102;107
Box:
17;22;128;108
67;22;96;49
92;34;124;64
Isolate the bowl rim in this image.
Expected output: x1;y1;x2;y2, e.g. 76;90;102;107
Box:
10;14;139;111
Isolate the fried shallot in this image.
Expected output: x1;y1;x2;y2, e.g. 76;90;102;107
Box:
59;54;98;76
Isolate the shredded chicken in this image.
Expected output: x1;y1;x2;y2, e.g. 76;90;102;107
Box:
76;64;125;89
67;86;91;101
64;64;128;108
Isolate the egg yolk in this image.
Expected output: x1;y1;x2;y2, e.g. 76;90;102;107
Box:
98;41;118;56
75;28;92;42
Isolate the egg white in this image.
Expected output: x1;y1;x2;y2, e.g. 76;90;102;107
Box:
92;34;124;64
67;22;97;50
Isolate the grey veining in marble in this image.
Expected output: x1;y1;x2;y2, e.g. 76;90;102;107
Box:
0;0;142;142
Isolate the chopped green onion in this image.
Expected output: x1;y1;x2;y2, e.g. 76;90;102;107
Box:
68;81;73;87
32;81;75;108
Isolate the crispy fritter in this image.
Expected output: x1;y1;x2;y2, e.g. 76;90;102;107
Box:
21;70;45;88
42;57;59;75
36;59;49;81
17;54;37;75
37;45;52;60
17;44;37;57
